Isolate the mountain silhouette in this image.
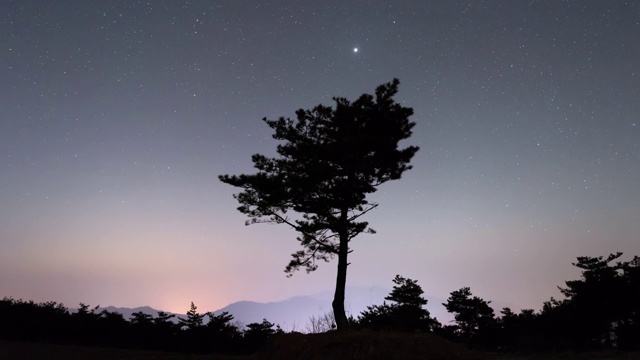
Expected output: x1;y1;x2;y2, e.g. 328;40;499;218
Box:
97;305;183;323
90;287;462;331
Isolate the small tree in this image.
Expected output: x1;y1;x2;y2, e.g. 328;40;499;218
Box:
206;311;236;333
130;311;155;348
153;310;178;336
204;311;241;354
443;287;495;343
617;255;640;350
243;319;280;353
553;252;639;350
97;310;128;346
179;302;205;331
152;311;179;351
71;303;101;343
385;275;428;308
154;310;176;326
359;275;436;332
245;319;279;337
219;79;419;330
131;311;154;326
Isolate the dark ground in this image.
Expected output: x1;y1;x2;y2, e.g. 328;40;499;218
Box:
257;330;486;360
2;333;639;360
0;341;241;360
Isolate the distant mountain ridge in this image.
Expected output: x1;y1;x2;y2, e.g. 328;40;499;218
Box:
97;305;183;323
92;286;456;331
213;295;328;331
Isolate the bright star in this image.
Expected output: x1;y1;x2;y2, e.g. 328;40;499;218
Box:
353;47;358;53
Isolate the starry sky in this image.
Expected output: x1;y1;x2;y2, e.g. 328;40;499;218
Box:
1;1;639;316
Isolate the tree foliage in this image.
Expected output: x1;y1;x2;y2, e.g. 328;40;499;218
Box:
543;253;640;350
243;319;282;352
3;253;638;353
438;253;640;352
0;298;265;355
359;275;437;332
179;301;205;331
443;287;495;343
219;79;419;329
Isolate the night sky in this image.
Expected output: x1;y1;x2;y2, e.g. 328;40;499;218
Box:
1;1;639;315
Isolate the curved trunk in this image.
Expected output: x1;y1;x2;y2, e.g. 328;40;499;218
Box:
332;208;350;330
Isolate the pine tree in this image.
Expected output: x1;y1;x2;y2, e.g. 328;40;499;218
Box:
220;79;419;329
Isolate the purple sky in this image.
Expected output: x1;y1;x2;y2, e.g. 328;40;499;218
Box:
1;1;639;315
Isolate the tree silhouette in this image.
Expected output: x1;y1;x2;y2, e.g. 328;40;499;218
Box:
204;311;241;354
154;310;176;327
1;253;639;353
243;319;281;352
359;275;436;332
206;311;235;333
179;302;205;331
131;311;154;326
219;79;419;330
547;252;640;350
443;287;495;343
495;307;541;351
559;253;623;348
72;302;101;344
96;310;129;347
385;275;428;307
617;255;640;349
130;311;155;348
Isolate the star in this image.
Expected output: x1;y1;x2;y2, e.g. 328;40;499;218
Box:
353;47;358;53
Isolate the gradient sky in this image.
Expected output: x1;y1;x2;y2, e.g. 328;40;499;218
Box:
1;1;639;316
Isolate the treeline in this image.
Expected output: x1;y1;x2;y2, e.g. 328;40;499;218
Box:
445;252;640;351
353;252;640;352
2;253;639;354
0;299;279;355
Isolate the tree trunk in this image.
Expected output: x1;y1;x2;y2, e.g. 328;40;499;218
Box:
332;209;350;331
332;236;349;330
